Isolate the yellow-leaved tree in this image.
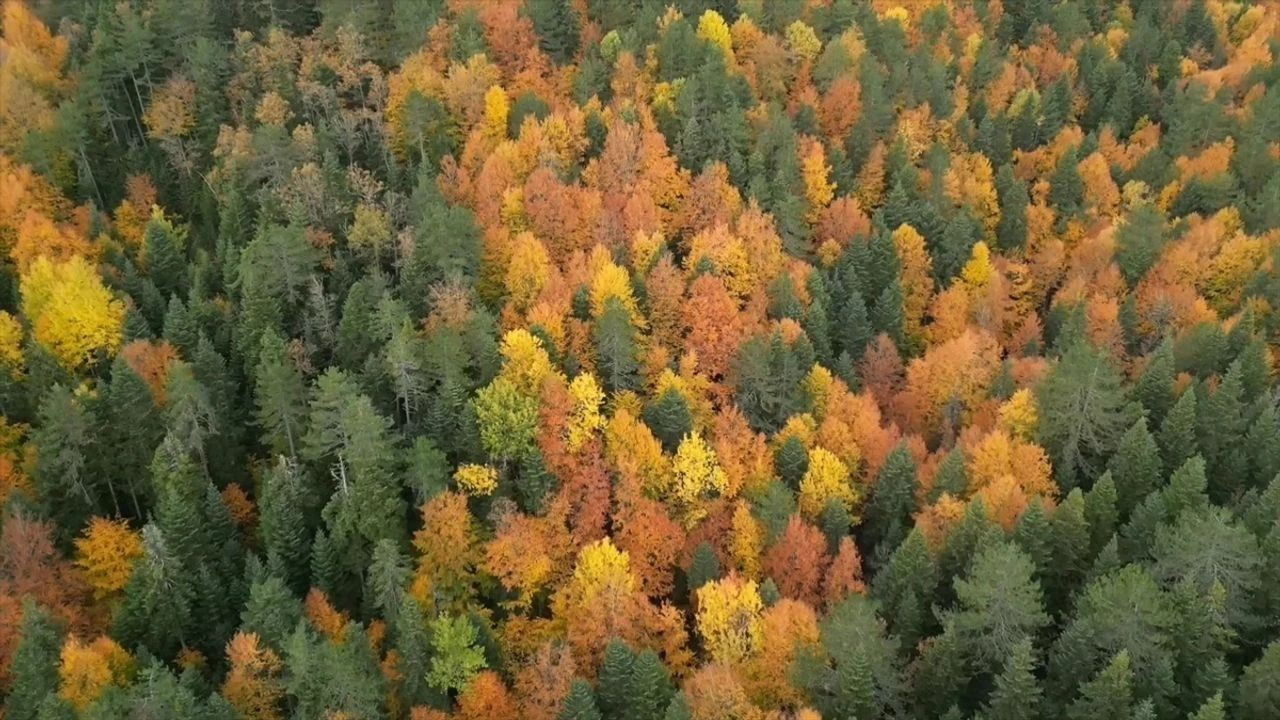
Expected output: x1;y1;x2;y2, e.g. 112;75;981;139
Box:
797;446;857;518
566;373;606;451
74;517;143;600
670;431;730;526
21;255;125;370
696;574;765;665
58;636;134;710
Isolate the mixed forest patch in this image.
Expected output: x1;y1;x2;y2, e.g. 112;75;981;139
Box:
4;0;1280;718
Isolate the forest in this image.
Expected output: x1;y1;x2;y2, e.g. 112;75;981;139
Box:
3;0;1280;718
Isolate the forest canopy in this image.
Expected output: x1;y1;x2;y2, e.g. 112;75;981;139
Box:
4;0;1280;719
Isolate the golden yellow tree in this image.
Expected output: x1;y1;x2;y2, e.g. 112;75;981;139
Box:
797;447;857;518
566;373;606;451
801;139;835;225
454;464;499;496
58;636;134;710
892;224;935;349
697;10;734;57
695;574;765;665
669;432;730;526
74;517;143;601
20;255;125;370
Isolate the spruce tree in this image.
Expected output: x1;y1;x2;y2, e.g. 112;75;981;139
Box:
1068;651;1134;720
873;528;938;652
3;603;63;720
240;571;303;651
687;541;721;593
863;443;918;565
1085;472;1119;555
594;298;640;393
984;638;1043;720
628;649;675;720
1133;338;1175;424
597;638;636;720
643;388;693;454
1160;388;1198;473
561;680;603;720
1107;418;1161;518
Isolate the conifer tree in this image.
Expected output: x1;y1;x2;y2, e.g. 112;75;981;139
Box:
3;603;63;720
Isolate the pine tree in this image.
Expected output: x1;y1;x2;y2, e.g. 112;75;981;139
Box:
597;638;636;720
1085;472;1119;555
163;296;199;356
774;436;809;489
144;213;189;299
687;541;721;593
561;680;603;720
644;388;693;454
259;458;311;593
1067;650;1134;720
1248;403;1280;490
3;603;63;720
1048;489;1091;616
995;164;1029;252
984;638;1043;720
930;448;968;501
240;571;303;651
595;298;640;394
1160;387;1198;473
628;648;674;720
255;329;308;459
1198;364;1248;502
873;528;937;652
1107;418;1161;518
1133;339;1175;424
662;693;691;720
1037;342;1138;489
33;384;102;538
527;0;580;64
1049;148;1084;218
863;444;918;565
1238;640;1280;720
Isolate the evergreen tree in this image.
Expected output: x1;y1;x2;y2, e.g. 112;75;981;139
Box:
1107;418;1162;518
527;0;580;64
984;638;1043;720
628;648;675;720
995;164;1029;253
1133;338;1175;424
561;680;603;720
1037;342;1139;489
3;603;63;720
687;541;721;592
595;298;640;393
873;528;938;652
1160;387;1199;473
240;571;303;651
255;329;309;459
644;388;693;454
1049;148;1084;218
598;638;637;720
863;444;918;565
1067;650;1134;720
1085;472;1119;555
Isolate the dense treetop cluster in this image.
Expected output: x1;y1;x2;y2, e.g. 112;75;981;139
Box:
4;0;1280;718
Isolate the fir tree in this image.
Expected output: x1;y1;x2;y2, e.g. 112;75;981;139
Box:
561;680;603;720
597;638;637;720
984;638;1043;720
3;603;63;720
